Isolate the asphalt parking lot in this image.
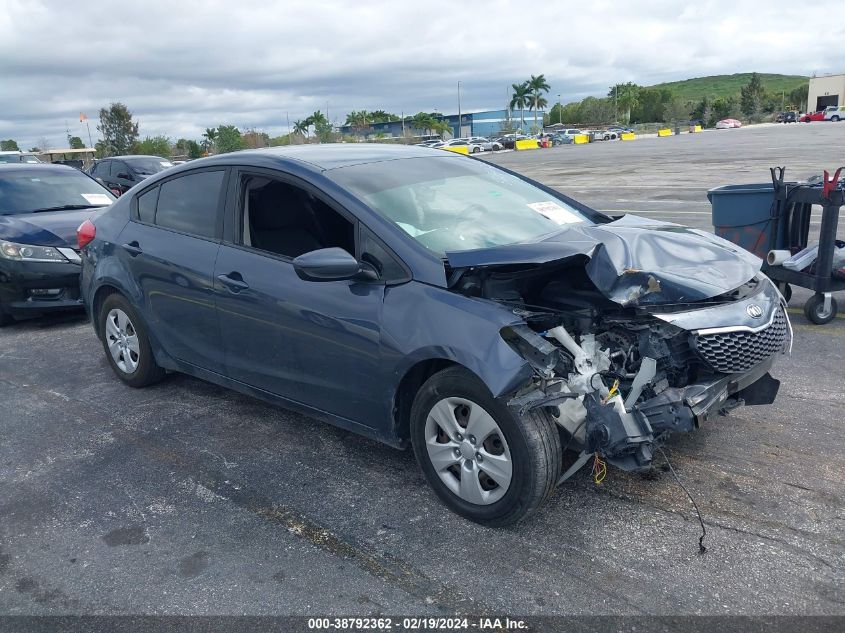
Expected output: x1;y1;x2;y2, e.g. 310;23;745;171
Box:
1;123;843;617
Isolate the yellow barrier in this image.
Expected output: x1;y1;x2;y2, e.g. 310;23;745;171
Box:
620;132;636;141
573;134;590;144
693;125;702;133
657;128;672;137
515;139;540;150
441;145;469;155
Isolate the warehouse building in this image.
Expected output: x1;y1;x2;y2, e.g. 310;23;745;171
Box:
338;108;545;140
807;73;845;111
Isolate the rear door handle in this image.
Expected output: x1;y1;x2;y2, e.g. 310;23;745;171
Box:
122;241;143;256
217;272;249;292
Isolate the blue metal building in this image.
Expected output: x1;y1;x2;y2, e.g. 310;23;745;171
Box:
338;108;545;140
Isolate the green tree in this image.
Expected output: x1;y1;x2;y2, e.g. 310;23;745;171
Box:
788;83;809;111
630;88;672;123
68;136;85;149
175;138;202;159
527;74;551;130
740;72;765;120
663;98;692;124
411;112;436;135
345;110;371;136
509;82;531;130
292;119;309;140
609;82;640;124
97;102;139;156
0;139;20;151
215;125;244;153
369;110;397;123
201;127;217;154
133;135;172;157
242;129;270;149
307;111;333;142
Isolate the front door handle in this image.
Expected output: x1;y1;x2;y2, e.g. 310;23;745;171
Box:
122;241;142;256
217;272;249;292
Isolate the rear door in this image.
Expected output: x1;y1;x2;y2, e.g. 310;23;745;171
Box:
116;168;228;373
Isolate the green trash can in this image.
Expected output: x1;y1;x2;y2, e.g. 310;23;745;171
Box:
707;183;786;259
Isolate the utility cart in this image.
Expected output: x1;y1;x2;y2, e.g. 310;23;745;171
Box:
709;167;845;325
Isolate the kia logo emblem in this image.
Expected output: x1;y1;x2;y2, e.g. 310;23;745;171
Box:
746;304;763;318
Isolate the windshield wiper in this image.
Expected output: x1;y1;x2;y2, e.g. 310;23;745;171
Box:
28;204;108;213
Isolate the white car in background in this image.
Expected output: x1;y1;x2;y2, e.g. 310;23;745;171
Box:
823;106;845;121
436;139;485;153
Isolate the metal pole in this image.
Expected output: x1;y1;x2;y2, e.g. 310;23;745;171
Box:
85;121;93;148
557;94;561;124
286;111;291;145
457;81;462;138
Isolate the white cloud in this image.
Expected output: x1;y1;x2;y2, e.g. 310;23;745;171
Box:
0;0;842;149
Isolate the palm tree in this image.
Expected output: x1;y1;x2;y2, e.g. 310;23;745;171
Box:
292;119;309;140
610;82;640;124
345;111;371;136
201;127;217;154
527;74;551;129
509;82;531;130
412;112;435;136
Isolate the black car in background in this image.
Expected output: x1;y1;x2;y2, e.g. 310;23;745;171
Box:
0;163;115;324
88;155;174;195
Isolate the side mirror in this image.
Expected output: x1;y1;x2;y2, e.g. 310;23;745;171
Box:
292;247;376;282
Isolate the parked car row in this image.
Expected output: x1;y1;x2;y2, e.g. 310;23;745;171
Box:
800;106;845;122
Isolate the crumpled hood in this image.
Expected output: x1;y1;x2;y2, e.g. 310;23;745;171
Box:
0;208;96;247
446;214;762;305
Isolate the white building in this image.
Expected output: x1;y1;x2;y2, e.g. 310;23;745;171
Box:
807;73;845;112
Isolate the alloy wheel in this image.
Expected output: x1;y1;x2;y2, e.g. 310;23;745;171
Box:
424;397;512;505
105;308;140;374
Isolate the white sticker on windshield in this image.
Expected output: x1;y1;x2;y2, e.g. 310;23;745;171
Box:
527;201;581;225
160;161;173;167
81;193;113;205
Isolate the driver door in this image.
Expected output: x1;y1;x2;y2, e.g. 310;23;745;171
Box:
214;169;387;426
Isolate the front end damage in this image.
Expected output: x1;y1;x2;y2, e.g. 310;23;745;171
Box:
447;217;793;480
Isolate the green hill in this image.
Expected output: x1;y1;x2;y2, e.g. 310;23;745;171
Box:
650;73;808;100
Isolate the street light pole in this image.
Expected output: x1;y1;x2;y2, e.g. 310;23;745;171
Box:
457;81;462;139
557;94;561;125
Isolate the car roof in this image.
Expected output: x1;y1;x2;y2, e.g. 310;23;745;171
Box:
105;155;169;161
0;163;81;175
187;143;452;171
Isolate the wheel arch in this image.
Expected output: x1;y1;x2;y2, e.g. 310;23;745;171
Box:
391;358;459;446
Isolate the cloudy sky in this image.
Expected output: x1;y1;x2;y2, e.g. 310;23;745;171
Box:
1;0;842;149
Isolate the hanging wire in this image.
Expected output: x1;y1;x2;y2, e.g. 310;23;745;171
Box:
658;447;707;555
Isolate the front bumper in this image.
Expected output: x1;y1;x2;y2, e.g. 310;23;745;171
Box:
0;260;83;317
637;356;779;435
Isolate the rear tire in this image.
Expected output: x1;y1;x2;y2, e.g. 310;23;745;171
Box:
410;366;562;526
98;294;166;387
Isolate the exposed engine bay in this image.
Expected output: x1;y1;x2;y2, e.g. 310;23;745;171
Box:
448;253;792;479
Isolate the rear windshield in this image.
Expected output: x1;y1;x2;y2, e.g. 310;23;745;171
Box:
0;170;116;214
126;157;174;175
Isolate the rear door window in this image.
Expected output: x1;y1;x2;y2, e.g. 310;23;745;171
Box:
154;170;225;239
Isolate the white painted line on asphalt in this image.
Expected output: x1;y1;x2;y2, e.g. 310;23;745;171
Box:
599;209;711;214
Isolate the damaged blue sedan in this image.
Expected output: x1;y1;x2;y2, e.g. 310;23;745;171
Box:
79;145;791;526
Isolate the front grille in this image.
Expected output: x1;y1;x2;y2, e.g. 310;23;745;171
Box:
693;307;788;374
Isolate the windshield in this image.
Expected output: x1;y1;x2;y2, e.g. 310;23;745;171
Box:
0;170;116;214
0;153;42;164
328;156;590;254
127;157;173;175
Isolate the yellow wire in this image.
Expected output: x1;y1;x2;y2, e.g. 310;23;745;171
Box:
593;453;607;485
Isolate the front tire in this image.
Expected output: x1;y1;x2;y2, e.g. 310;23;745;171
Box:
411;367;562;526
99;294;165;387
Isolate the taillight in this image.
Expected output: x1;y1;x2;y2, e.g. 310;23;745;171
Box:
77;219;96;249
